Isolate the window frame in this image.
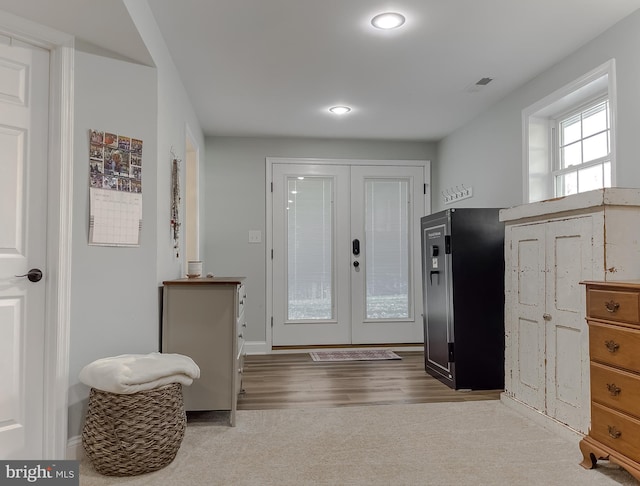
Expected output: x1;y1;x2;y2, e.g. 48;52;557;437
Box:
522;59;616;203
551;95;611;197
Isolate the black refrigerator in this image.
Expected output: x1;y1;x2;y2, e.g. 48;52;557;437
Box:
420;208;504;390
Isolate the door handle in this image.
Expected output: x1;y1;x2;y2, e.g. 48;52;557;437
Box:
352;239;360;256
353;261;360;268
16;268;43;283
429;270;439;285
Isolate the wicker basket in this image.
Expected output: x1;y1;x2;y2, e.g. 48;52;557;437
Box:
82;383;186;476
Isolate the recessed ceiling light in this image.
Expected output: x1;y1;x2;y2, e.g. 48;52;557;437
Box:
371;12;406;30
329;105;351;115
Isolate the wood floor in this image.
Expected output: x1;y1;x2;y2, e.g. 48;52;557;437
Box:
237;351;501;410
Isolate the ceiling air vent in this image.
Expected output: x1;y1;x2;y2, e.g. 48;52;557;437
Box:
465;77;494;93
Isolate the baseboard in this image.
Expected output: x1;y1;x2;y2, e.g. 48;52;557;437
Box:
245;340;423;355
500;393;585;443
244;341;269;354
66;435;83;460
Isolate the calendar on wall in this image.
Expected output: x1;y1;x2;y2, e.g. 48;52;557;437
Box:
88;129;143;246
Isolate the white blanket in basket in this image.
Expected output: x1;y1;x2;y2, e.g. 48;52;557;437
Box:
79;352;200;394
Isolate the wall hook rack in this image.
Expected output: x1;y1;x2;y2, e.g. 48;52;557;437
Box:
443;184;473;204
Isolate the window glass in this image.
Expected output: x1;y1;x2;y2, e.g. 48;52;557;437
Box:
554;98;610;197
578;164;603;193
561;142;581;168
287;177;333;320
561;116;581;145
583;132;608;162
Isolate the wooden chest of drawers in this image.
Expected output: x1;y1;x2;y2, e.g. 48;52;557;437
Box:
162;277;246;426
580;281;640;481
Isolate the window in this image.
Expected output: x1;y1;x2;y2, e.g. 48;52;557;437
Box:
523;59;616;203
553;98;611;197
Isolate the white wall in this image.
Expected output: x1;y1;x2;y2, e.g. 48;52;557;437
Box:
435;9;640;212
205;137;436;343
67;50;158;438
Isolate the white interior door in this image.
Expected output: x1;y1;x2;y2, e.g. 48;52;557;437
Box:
271;162;425;346
0;41;49;458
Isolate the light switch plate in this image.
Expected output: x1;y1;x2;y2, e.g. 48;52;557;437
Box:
248;230;262;243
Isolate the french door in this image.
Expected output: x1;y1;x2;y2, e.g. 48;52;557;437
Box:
271;161;427;346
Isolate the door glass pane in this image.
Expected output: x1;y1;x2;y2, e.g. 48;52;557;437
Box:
364;179;409;319
287;177;333;320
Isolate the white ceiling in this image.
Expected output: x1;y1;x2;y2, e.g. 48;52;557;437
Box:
1;1;639;141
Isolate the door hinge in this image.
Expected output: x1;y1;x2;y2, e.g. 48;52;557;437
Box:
448;342;455;362
445;235;451;254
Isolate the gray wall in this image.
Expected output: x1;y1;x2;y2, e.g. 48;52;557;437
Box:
204;137;436;343
67;1;206;440
67;51;159;437
435;9;640;212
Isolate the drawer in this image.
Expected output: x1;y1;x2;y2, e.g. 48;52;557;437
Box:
591;402;640;463
589;321;640;372
235;345;245;395
590;362;640;416
587;289;639;323
237;285;246;317
237;322;245;355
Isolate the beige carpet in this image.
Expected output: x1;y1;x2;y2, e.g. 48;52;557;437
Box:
79;401;637;485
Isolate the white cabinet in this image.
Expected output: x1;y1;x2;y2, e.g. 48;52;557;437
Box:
162;277;246;426
501;188;640;434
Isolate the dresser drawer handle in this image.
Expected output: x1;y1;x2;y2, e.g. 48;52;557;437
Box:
606;383;621;396
608;425;622;439
605;300;620;313
605;340;620;353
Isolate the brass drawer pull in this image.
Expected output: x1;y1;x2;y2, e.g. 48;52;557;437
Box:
605;340;620;353
605;300;620;313
608;425;622;439
606;383;621;396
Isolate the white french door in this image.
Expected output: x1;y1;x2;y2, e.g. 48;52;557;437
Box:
271;161;427;346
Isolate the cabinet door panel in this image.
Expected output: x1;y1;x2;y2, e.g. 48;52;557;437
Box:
507;224;546;411
545;217;592;433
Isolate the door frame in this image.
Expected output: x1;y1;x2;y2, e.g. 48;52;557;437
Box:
265;157;430;352
0;11;74;459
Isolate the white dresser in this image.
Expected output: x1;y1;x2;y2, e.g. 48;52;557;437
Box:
162;277;246;426
500;188;640;435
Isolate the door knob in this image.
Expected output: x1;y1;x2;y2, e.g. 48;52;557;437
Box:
542;313;551;321
16;268;43;283
353;261;359;268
